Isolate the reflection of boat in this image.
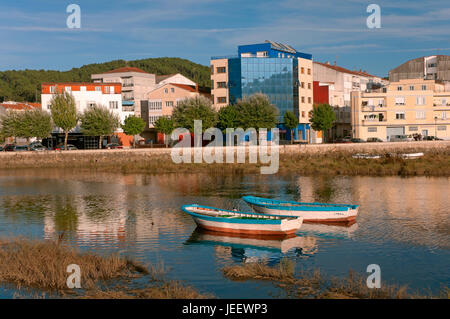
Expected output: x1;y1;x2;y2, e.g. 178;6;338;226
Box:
182;204;303;235
243;196;359;223
299;222;358;239
352;153;381;159
186;228;317;254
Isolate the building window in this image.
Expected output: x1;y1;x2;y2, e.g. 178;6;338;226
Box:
300;82;304;88
422;85;427;90
149;116;161;125
217;82;227;88
164;88;168;94
308;97;311;103
109;101;118;109
65;87;72;93
87;102;96;108
301;67;304;74
171;88;175;93
409;126;418;131
301;97;305;103
409;85;414;91
211;80;214;88
308;83;311;89
395;112;405;120
217;97;227;104
217;67;226;73
395;97;405;105
307;68;311;75
397;86;403;91
368;127;377;132
416;96;426;105
416;111;426;119
95;86;101;91
149;101;162;110
442;111;447;119
301;111;305;118
47;103;51;110
210;65;214;75
104;86;110;94
437;126;447;131
165;101;174;107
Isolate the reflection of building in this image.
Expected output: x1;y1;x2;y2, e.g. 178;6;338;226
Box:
351;79;450;140
389;55;450;82
211;41;318;143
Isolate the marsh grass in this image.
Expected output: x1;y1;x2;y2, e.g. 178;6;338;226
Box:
0;237;147;292
0;237;210;299
0;146;448;176
222;261;448;299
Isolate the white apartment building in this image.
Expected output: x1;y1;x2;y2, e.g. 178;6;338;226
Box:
41;82;132;133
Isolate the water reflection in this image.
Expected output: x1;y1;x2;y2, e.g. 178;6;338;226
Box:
186;228;318;264
0;169;448;297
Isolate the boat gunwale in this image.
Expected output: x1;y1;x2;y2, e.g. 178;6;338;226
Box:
242;196;359;211
181;204;299;224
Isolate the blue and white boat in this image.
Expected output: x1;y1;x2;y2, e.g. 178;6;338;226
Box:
242;196;359;223
182;204;303;236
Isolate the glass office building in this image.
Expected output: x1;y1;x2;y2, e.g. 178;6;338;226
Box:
211;41;313;142
228;57;297;122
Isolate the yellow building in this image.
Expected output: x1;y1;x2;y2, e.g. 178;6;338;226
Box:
351;79;450;141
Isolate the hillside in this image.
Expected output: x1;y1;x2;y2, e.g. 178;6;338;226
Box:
0;57;211;102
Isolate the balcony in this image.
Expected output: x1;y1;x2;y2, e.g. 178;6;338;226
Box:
362;104;385;111
122;106;135;112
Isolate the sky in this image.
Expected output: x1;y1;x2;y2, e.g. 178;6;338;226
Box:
1;0;450;77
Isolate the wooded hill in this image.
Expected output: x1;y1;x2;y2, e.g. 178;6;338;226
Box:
0;57;211;103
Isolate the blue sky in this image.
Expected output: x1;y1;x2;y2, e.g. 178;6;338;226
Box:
1;0;449;77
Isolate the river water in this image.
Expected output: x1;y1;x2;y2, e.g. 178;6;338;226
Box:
0;170;448;298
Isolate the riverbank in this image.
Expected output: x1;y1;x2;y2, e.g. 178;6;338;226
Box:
0;141;448;176
0;237;210;299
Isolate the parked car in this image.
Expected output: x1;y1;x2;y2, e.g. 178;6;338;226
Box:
351;138;366;143
0;145;3;151
105;143;123;149
423;136;443;141
3;144;15;152
342;136;352;143
56;144;78;150
390;135;412;142
14;145;29;152
366;137;383;143
29;142;47;151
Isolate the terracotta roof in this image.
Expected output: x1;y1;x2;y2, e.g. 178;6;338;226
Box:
103;67;149;74
314;61;380;78
41;82;121;85
0;102;41;110
170;83;197;92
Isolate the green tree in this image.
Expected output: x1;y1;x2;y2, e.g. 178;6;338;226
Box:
0;111;22;141
171;96;217;132
49;90;78;150
121;115;146;148
22;109;53;141
80;104;120;149
235;93;278;130
283;110;299;144
154;116;174;147
217;104;239;132
309;103;336;143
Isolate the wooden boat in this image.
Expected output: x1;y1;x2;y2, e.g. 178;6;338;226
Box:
242;196;359;223
181;204;303;236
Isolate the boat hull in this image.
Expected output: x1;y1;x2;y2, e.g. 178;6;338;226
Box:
191;215;302;235
246;202;358;223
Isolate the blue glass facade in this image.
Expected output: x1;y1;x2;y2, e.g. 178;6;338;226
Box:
228;58;298;123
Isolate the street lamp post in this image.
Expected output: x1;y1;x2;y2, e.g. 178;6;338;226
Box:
434;116;438;138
